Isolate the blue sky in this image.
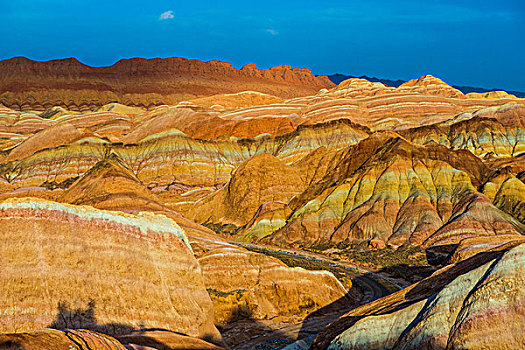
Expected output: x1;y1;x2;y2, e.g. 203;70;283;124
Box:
2;0;525;90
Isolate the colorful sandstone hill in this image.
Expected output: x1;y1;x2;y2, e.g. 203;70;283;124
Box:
0;62;524;349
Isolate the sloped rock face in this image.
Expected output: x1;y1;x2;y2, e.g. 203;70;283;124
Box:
1;77;524;197
0;57;334;111
0;328;227;350
188;132;523;250
118;330;227;350
54;156;349;328
397;75;465;98
0;81;524;253
190;235;348;324
1;66;525;349
59;156;167;212
189;153;307;226
0;198;220;342
0;329;127;350
3;95;519;253
467;90;517;99
319;243;525;350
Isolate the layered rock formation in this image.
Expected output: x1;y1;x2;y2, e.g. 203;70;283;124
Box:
0;57;334;111
0;328;227;350
190;132;524;250
118;330;227;350
53;157;350;328
396;75;465;98
467;90;517;99
1;75;524;252
0;329;127;350
0;198;220;342
313;243;525;350
191;235;348;324
1;68;525;349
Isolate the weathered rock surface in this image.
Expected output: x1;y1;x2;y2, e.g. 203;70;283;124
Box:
188;132;523;250
467;90;517;99
314;243;525;350
0;198;220;342
59;155;167;212
191;235;348;324
118;330;227;350
1;65;525;349
0;328;226;350
0;329;127;350
397;75;465;98
55;156;349;328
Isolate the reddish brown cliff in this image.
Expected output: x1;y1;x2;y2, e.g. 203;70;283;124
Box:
0;57;334;111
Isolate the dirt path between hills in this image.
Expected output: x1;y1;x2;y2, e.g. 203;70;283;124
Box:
221;242;401;350
233;242;401;298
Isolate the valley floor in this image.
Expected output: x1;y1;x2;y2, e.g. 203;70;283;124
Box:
220;242;403;349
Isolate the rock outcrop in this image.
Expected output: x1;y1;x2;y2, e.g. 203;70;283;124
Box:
397;75;465;98
191;235;348;324
1;64;525;349
0;198;220;342
313;243;525;350
2;89;523;252
118;330;227;350
0;328;227;350
0;329;127;350
188;132;524;249
467;90;517;99
55;156;350;327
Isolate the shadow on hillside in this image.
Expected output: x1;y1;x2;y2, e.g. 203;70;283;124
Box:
425;244;458;265
294;272;384;345
215;302;298;349
47;301;225;349
309;249;509;350
377;264;435;283
220;319;298;350
48;300;135;336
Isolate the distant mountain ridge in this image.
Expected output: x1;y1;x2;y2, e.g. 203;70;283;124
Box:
326;73;525;98
0;56;334;111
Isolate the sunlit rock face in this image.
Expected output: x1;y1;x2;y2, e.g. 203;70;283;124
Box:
0;198;221;343
467;90;518;99
0;74;524;252
0;65;524;349
396;75;466;98
2;58;525;350
321;243;525;350
117;330;228;350
191;235;348;324
0;328;228;350
58;155;168;212
2;79;523;252
188;131;523;250
1;76;524;198
50;155;349;327
0;329;127;350
0;57;334;111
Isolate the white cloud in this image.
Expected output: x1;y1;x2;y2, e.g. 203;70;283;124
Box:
159;10;174;20
265;29;278;35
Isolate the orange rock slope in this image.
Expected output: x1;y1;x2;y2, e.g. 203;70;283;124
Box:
0;74;524;253
0;328;227;350
56;156;349;325
1;67;525;349
0;197;221;343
